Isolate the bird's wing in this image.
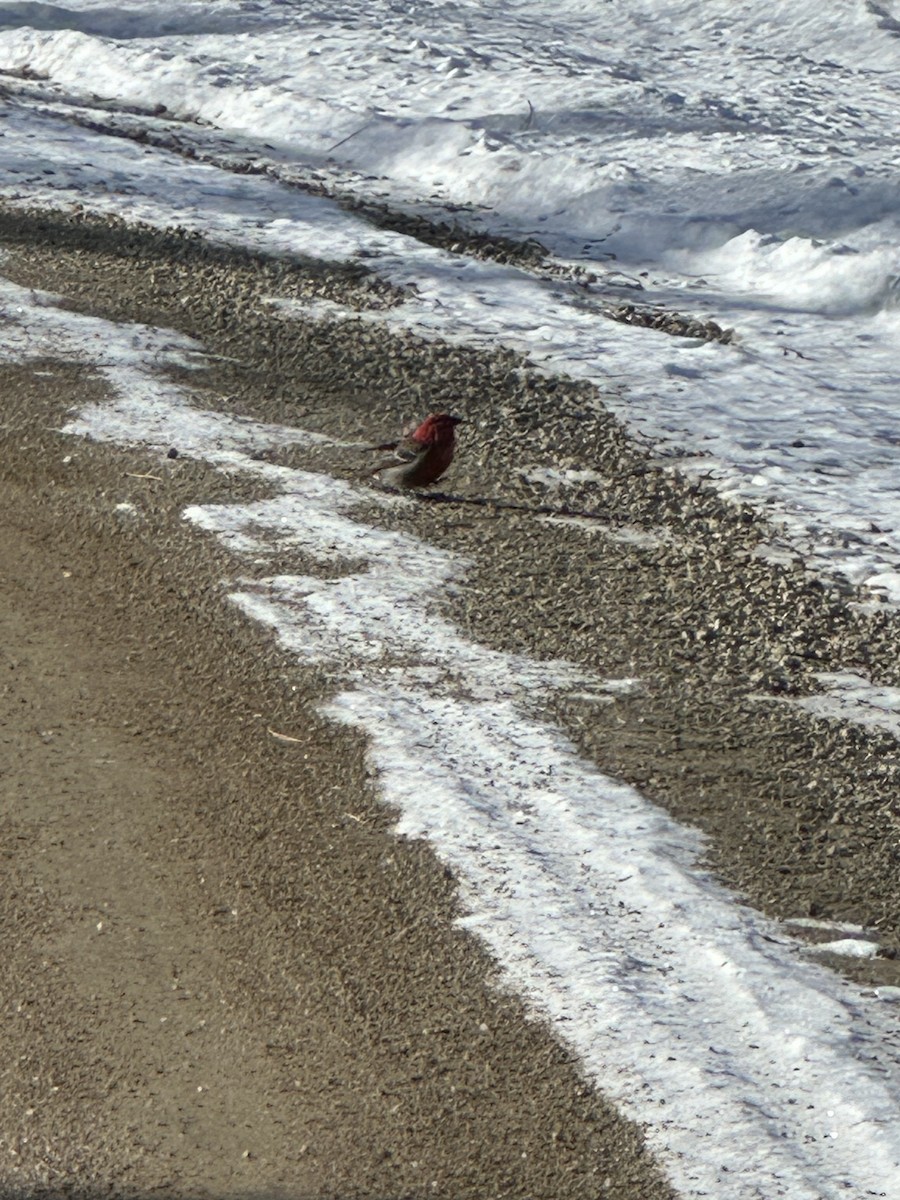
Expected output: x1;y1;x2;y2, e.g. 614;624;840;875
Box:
372;441;427;472
392;433;424;461
367;433;420;461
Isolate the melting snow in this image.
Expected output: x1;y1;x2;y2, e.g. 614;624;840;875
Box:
1;4;900;1195
0;0;897;595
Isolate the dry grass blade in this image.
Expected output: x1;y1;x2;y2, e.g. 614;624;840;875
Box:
267;726;303;744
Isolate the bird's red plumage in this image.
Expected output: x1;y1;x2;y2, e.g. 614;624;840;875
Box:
410;413;461;446
371;412;464;488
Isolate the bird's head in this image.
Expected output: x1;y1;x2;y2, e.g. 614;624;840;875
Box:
413;412;465;444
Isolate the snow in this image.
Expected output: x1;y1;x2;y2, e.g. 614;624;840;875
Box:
1;277;898;1199
1;2;900;1195
784;918;887;961
810;938;883;960
0;0;898;596
793;671;900;740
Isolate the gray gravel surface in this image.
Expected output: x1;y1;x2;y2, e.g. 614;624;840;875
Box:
0;362;673;1200
1;203;899;1197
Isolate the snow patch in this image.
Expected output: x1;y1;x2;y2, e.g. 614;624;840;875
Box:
2;282;891;1200
794;672;900;740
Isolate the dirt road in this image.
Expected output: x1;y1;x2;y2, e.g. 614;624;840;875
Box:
0;361;674;1198
0;206;898;1198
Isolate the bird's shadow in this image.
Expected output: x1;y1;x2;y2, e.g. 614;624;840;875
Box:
409;489;624;523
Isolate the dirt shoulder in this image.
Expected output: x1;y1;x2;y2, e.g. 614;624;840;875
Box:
0;361;671;1198
3;206;898;959
1;204;899;1196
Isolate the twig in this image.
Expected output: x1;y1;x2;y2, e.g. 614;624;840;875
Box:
523;99;535;130
327;121;373;153
125;472;163;481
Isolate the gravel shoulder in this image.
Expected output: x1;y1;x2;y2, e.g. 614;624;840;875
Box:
1;204;899;1196
0;362;671;1198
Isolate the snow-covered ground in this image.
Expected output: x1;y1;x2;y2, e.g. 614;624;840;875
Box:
3;274;899;1200
1;0;900;595
1;2;900;1196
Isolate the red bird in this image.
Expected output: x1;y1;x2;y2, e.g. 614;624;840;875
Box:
370;412;464;488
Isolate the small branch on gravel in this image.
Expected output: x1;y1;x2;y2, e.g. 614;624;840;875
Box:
126;471;163;481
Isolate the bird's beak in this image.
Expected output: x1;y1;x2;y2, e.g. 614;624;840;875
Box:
450;415;465;425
